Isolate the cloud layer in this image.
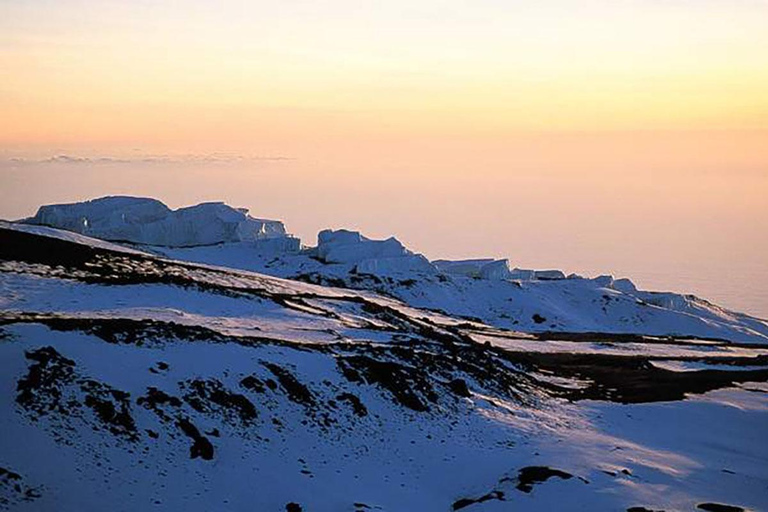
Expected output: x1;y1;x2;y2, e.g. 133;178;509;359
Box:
2;154;292;167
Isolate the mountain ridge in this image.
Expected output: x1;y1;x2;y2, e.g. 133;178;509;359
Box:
1;201;766;511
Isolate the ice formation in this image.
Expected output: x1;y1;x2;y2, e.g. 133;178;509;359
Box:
15;196;768;344
433;259;513;280
433;260;569;282
509;268;536;280
533;269;567;280
315;229;434;274
24;196;294;248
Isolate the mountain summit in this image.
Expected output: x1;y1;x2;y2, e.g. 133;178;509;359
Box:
1;199;766;511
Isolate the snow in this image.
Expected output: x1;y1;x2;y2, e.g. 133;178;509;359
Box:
471;330;768;359
0;323;565;511
315;229;435;274
480;259;513;280
0;220;148;256
318;229;406;262
568;395;768;512
153;242;768;344
510;268;568;281
612;277;638;293
248;236;302;254
650;360;768;372
433;259;496;277
317;228;364;247
533;269;566;280
509;268;536;280
433;259;513;280
10;196;768;344
1;221;767;511
23;196;293;248
355;255;434;274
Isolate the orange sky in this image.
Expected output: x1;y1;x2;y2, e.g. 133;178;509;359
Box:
2;1;768;151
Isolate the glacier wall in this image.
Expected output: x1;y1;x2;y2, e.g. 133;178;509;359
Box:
25;196;293;248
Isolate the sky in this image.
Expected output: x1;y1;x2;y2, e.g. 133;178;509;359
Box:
1;0;767;316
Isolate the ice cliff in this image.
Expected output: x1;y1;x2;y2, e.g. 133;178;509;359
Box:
313;229;434;274
24;196;294;248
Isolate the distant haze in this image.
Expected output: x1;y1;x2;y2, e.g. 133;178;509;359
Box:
2;133;766;318
1;0;767;316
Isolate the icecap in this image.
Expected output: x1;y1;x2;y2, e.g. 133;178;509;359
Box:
22;196;295;248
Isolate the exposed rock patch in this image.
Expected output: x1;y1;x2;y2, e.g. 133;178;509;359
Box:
0;467;42;508
182;378;257;424
80;379;138;440
514;466;573;493
338;356;437;412
511;350;768;403
337;392;368;417
240;375;267;393
263;363;315;407
176;418;214;460
697;504;746;512
137;387;183;422
448;378;471;398
16;346;77;417
16;346;139;440
452;490;504;510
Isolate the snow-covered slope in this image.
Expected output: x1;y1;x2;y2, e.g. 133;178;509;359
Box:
1;222;767;512
19;196;768;345
157;240;768;344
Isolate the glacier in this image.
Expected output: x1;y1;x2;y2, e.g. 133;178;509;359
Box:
23;196;295;248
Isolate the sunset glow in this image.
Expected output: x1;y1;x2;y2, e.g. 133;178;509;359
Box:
3;4;768;508
3;1;768;149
